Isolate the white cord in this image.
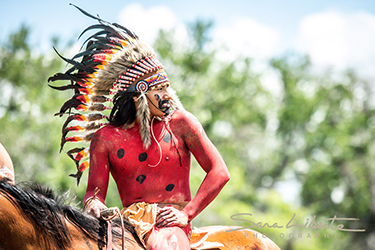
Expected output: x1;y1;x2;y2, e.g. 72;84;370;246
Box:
148;116;162;167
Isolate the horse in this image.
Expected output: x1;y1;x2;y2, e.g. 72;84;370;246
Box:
0;180;280;250
0;180;143;250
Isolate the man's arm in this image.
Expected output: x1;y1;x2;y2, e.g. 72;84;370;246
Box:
83;132;110;217
180;111;230;222
157;111;230;227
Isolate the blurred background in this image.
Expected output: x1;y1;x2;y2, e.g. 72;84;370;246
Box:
1;0;375;249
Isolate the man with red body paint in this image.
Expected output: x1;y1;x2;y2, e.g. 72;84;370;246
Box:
83;73;230;249
47;6;229;249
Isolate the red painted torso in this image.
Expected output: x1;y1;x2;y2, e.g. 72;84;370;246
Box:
84;109;230;222
86;110;193;207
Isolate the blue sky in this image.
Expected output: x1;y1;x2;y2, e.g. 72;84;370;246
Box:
0;0;375;66
1;0;375;58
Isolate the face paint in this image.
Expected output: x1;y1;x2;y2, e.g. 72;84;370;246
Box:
145;88;171;118
160;100;170;115
154;94;170;115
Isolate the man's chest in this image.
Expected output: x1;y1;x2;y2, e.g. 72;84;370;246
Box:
106;124;190;178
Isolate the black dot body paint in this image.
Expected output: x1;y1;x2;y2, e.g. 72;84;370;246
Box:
138;152;147;162
117;148;125;159
136;175;146;184
166;184;175;191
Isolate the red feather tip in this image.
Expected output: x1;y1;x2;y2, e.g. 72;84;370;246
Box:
66;125;84;132
66;136;83;142
76;95;90;104
74;149;88;161
79;88;94;95
78;161;89;172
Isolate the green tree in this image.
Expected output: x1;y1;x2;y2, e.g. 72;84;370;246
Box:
270;57;375;249
155;22;374;249
0;25;86;195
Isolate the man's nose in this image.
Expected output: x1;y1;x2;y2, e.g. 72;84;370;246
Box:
163;89;172;100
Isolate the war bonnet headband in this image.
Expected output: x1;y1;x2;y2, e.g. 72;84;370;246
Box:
48;4;183;184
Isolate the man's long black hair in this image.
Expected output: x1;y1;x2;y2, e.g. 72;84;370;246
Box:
108;91;138;126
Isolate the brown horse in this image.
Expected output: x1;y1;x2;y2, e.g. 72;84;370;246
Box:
0;180;280;250
0;180;143;250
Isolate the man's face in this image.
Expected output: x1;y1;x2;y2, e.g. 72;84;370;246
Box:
146;85;172;117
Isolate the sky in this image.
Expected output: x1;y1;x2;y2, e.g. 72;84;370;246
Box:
1;0;375;77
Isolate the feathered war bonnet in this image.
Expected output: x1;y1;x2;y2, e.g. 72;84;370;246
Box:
49;4;183;184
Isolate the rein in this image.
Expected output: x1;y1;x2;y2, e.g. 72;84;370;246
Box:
88;188;126;250
100;207;125;250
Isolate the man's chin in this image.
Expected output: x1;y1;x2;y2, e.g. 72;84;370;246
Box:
163;108;171;116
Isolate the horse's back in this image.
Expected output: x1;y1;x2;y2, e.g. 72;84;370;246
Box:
191;226;281;250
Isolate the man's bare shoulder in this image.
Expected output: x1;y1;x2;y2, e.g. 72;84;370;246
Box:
91;124;122;146
171;110;201;127
94;124;125;137
170;110;204;137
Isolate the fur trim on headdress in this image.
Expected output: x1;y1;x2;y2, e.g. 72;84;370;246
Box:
136;92;151;149
94;40;156;93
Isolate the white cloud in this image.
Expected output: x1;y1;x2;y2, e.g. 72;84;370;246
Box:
294;11;375;75
212;17;280;62
117;5;280;64
118;4;186;45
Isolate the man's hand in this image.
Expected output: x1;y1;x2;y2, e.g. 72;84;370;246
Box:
156;206;188;228
84;199;108;218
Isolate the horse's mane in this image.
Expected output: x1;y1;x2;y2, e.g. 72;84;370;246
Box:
0;180;141;250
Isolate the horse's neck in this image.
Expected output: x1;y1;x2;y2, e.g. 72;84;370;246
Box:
0;194;50;249
0;191;144;250
64;221;103;250
107;223;145;250
66;220;144;250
